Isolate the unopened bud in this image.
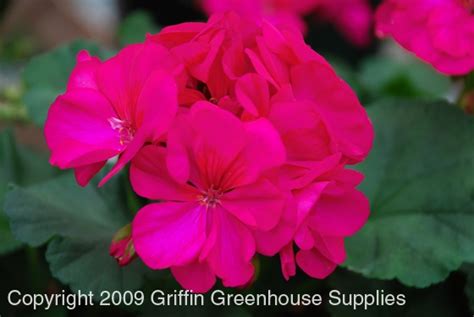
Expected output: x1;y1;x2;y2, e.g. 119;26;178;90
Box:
110;224;136;266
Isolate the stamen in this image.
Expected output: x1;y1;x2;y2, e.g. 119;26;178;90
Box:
198;185;223;208
108;117;136;146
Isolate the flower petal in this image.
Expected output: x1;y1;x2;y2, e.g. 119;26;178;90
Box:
204;208;255;287
130;145;197;201
222;178;285;231
99;70;178;186
268;100;334;162
137;69;178;139
280;243;296;281
291;62;374;163
189;102;247;187
242;118;286;180
171;261;216;293
45;89;121;169
308;185;370;236
96;42;177;123
74;161;106;187
296;248;337;279
149;22;207;48
312;233;346;265
132;202;207;269
253;195;297;256
67;50;101;91
235;73;270;116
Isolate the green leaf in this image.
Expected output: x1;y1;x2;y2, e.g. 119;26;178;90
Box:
119;10;160;46
22;40;112;126
0;212;21;254
4;173;145;294
46;238;144;294
465;264;474;313
345;100;474;287
359;56;451;101
0;129;56;254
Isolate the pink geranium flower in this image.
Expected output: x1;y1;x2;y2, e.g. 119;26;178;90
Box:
144;13;373;285
149;12;256;105
235;21;374;164
199;0;373;47
241;37;373;280
46;11;373;290
130;103;286;292
44;42;180;186
376;0;474;75
279;163;369;280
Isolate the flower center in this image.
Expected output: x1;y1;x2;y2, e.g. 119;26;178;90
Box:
108;117;136;146
461;0;474;13
198;185;223;208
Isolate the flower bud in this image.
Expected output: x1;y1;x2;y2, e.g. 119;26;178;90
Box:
110;224;136;266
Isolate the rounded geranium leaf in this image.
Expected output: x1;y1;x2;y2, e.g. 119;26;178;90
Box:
345;100;474;287
4;174;146;295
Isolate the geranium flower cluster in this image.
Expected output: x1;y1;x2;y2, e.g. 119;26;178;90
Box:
201;0;374;47
376;0;474;75
44;12;373;292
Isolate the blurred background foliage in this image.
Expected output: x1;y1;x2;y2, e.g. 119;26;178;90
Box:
0;0;473;316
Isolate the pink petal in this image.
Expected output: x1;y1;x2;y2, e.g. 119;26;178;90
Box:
45;89;121;169
261;21;297;63
294;225;315;250
136;69;178;139
254;195;297;256
296;248;337;279
312;233;346;264
204;208;255;287
189;102;247;188
308;185;370;237
130;145;197;201
206;55;233;99
245;48;279;88
235;73;270;116
222;178;285;231
66;50;101;91
268;100;334;162
74;161;106;187
293;181;330;224
171;261;216;293
222;41;250;80
280;243;296;281
98;70;178;186
255;37;289;85
241;118;286;184
96;42;177;123
329;168;365;188
189;31;225;83
291;62;374;163
150;22;207;48
132;202;207;269
280;154;341;190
